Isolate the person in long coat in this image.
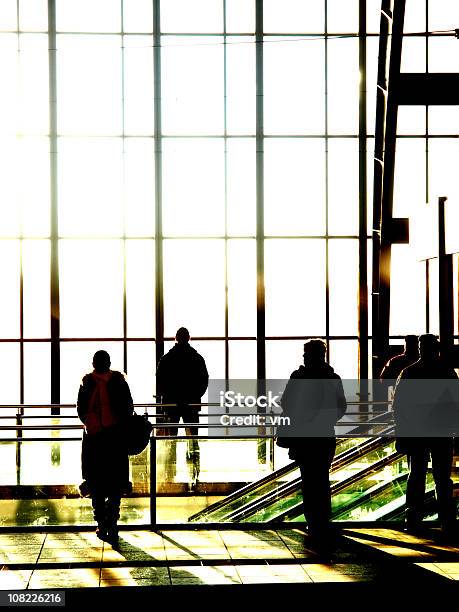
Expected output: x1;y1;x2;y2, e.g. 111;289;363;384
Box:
77;350;134;544
280;339;347;552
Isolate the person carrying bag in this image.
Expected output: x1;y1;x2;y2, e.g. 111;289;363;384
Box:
77;350;134;546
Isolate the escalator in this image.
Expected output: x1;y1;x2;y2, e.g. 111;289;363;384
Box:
235;439;404;522
189;433;400;523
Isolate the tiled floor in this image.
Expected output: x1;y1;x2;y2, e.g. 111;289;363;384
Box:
345;527;459;580
0;528;457;589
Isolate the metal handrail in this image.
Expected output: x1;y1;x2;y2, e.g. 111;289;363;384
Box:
0;400;391;410
0;420;394;431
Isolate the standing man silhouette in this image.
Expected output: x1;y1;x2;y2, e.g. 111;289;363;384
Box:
381;335;419;381
280;339;347;552
393;334;458;534
156;328;208;490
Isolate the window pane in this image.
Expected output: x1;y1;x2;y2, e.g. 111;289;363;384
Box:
327;39;359;135
123;0;153;33
265;240;326;336
226;36;255;135
60;342;124;404
162;139;225;236
428;107;459;135
162;37;224;135
266;340;305;379
124;138;155;237
24;343;50;403
327;0;358;33
56;0;121;32
0;242;20;338
328;240;359;336
0;138;50;237
328;139;359;235
124;36;154;135
57;35;122;136
329;340;359;379
428;259;439;336
19;0;48;31
229;341;257;378
0;1;17;30
264;39;325;135
397;106;426;135
126;239;155;338
367;145;374;232
227;239;256;337
264;139;325;236
227;138;256;236
23;239;50;338
163;240;225;337
226;0;255;33
393;138;426;219
429;37;459;73
390;245;425;335
59;240;124;338
404;0;426;33
428;139;459;205
0;138;20;236
19;34;49;134
19;137;50;236
0;35;19;136
0;344;20;403
366;0;382;34
428;0;459;32
58;138;123;237
127;342;155;403
366;37;378;135
160;0;222;33
264;0;324;32
401;37;426;72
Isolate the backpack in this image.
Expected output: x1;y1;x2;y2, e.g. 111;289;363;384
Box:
125;413;153;455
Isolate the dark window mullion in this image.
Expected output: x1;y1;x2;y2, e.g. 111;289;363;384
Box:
121;0;128;375
153;0;164;368
48;0;60;414
359;0;369;381
325;0;330;359
255;0;265;382
223;0;229;384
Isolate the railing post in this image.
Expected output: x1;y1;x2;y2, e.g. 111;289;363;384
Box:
149;434;157;529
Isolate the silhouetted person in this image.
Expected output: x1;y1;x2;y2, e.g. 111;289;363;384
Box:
381;335;419;381
156;328;208;489
77;350;134;545
379;335;419;406
393;334;458;534
280;339;347;551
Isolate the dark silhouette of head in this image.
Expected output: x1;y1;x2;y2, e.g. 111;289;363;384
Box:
404;335;419;357
92;350;111;373
303;339;327;365
418;334;440;361
175;327;190;345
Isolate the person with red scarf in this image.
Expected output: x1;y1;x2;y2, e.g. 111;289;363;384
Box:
77;350;134;545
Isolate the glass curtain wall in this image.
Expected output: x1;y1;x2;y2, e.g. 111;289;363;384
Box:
0;0;457;415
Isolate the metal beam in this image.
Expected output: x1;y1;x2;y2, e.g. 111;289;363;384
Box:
396;73;459;105
372;0;407;376
438;197;454;354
